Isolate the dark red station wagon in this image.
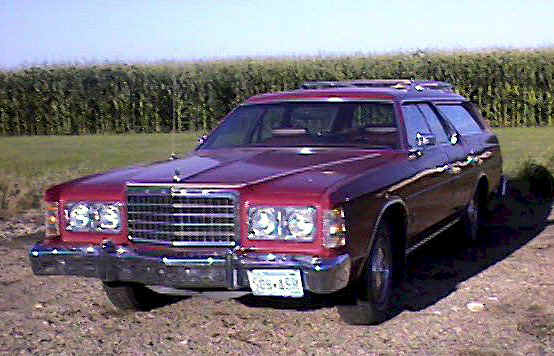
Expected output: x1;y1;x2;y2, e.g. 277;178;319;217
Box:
30;79;504;324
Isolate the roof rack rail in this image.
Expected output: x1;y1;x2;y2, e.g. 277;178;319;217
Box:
414;81;453;90
300;81;353;89
300;79;453;92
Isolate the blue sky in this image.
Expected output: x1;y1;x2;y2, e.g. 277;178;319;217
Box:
1;0;553;69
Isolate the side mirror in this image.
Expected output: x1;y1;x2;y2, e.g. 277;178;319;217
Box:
197;134;208;144
415;132;436;147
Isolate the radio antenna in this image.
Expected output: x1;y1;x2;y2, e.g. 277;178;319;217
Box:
169;74;178;160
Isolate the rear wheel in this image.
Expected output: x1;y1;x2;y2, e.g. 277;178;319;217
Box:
103;282;179;311
463;187;487;242
337;220;395;325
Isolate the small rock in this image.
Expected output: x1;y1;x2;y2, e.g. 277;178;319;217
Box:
34;303;44;309
487;296;499;302
179;339;189;345
453;327;462;334
467;302;485;312
529;243;550;250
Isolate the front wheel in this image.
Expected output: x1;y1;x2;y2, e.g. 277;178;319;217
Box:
103;282;179;311
337;221;395;325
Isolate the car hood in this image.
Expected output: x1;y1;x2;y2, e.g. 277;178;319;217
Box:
52;147;401;200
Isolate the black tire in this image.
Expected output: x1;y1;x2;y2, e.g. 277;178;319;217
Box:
337;220;395;325
463;187;487;243
102;282;178;311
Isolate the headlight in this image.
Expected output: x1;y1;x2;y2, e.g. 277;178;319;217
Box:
68;203;91;230
286;208;315;238
65;202;122;234
250;208;278;237
248;206;316;241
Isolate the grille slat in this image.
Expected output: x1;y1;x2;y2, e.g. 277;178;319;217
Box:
127;186;238;247
128;212;235;218
128;203;234;209
128;220;235;227
131;230;236;237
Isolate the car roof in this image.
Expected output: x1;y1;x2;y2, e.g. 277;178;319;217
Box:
244;79;467;104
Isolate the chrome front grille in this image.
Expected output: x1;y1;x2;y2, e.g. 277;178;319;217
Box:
126;185;239;247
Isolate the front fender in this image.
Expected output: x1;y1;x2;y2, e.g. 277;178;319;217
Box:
344;195;407;282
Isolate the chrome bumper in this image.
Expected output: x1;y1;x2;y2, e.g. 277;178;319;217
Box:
29;240;351;295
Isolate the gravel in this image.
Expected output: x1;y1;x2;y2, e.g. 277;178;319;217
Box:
0;199;553;355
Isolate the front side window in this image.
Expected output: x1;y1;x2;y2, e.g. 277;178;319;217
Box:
200;102;399;149
401;105;430;147
417;104;449;144
436;105;482;135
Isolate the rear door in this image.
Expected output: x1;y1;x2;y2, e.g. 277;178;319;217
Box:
434;102;496;210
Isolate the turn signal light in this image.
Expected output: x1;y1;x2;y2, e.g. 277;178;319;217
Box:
45;202;60;238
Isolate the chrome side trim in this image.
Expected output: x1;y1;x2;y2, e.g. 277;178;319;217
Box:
405;217;460;255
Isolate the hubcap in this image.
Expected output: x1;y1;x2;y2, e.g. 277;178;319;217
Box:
370;239;391;304
467;197;479;237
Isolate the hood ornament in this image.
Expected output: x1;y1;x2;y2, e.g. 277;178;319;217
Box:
173;168;181;183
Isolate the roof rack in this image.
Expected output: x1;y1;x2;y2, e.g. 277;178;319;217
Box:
300;79;453;92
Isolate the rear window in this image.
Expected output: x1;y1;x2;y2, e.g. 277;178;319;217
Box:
436;105;482;135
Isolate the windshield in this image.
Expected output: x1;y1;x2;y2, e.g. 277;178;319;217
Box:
200;102;399;149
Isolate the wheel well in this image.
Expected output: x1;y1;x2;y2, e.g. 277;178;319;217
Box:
476;176;489;203
380;203;408;282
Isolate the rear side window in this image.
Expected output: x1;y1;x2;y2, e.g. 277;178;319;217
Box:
437;105;482;135
353;103;395;128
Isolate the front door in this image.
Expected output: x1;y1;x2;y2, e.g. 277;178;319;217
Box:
399;104;453;244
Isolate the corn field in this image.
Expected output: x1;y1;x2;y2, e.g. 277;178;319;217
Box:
0;49;553;135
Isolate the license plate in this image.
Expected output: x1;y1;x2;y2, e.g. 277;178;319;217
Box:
247;269;304;298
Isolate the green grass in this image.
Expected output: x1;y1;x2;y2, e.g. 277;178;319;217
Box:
0;132;201;217
0;132;201;178
493;127;554;175
0;128;552;217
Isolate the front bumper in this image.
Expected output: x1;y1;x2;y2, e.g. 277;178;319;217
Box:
29;240;351;295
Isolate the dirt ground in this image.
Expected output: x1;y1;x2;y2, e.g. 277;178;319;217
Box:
0;194;553;355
